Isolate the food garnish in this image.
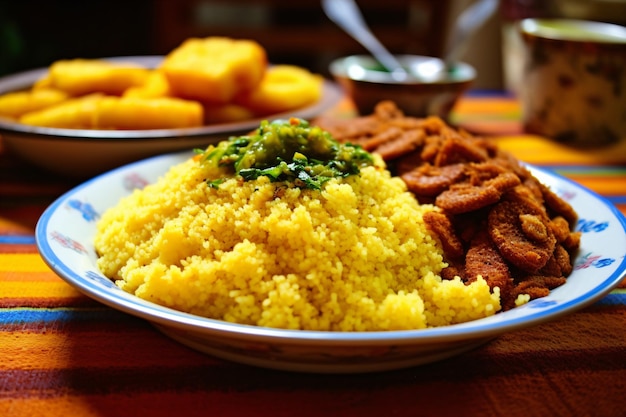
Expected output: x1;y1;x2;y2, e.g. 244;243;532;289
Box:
197;117;373;190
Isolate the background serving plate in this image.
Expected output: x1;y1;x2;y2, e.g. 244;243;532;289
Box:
35;151;626;373
0;56;342;178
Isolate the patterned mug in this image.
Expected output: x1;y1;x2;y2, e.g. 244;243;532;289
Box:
519;18;626;147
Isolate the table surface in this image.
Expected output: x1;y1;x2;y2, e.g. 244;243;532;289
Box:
1;94;625;417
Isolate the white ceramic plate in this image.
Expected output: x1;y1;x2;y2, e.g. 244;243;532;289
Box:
35;151;626;373
0;56;342;178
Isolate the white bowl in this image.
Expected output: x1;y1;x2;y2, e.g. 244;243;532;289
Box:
35;152;626;373
0;56;342;178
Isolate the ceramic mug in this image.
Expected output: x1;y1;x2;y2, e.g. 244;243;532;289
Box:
519;18;626;147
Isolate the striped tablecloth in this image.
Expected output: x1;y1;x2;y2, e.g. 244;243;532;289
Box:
1;95;625;417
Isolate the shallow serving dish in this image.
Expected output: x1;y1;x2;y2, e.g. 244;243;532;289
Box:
0;56;342;178
35;151;626;373
329;54;475;119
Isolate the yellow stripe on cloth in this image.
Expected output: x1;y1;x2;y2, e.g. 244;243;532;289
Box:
0;255;80;298
494;135;626;166
453;96;520;119
0;254;51;272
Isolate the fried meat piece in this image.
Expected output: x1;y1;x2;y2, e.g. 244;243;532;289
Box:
511;275;567;303
562;230;581;253
466;161;507;184
491;151;533;181
375;128;426;160
434;134;489;166
441;262;464;280
355;125;404;152
488;187;557;273
373;99;404;120
522;177;545;203
386;115;428;131
538;244;573;277
436;182;502;214
452;210;489;244
435;172;521;214
315;101;429;160
423;211;465;260
539;182;578;225
519;213;550;243
550;216;572;243
421;135;445;163
395;150;426;176
401;163;465;197
464;231;514;307
313;114;380;144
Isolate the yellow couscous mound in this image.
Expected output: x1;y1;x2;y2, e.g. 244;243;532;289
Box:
94;154;501;331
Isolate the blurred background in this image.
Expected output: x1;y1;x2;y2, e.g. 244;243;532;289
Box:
1;0;625;91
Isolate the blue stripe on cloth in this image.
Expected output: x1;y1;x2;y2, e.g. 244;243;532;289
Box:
594;291;626;306
0;235;36;244
0;307;129;326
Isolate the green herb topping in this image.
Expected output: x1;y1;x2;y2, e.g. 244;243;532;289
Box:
197;117;374;190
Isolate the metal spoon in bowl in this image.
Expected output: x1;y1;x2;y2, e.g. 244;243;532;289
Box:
322;0;409;81
323;0;498;81
443;0;499;73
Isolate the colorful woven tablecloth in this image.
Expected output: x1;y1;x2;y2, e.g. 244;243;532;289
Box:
1;94;625;417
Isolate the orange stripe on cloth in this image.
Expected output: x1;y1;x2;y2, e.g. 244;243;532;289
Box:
0;271;65;282
0;327;221;371
0;218;35;235
454;96;520;116
0;398;103;417
453;95;522;115
0;244;40;254
559;176;626;196
451;97;524;136
0;281;82;299
493;135;626;166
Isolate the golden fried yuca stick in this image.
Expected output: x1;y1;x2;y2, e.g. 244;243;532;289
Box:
236;65;323;116
20;94;102;128
94;96;203;129
47;59;150;96
0;89;68;119
32;74;53;90
160;37;267;103
20;95;203;130
122;70;172;99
